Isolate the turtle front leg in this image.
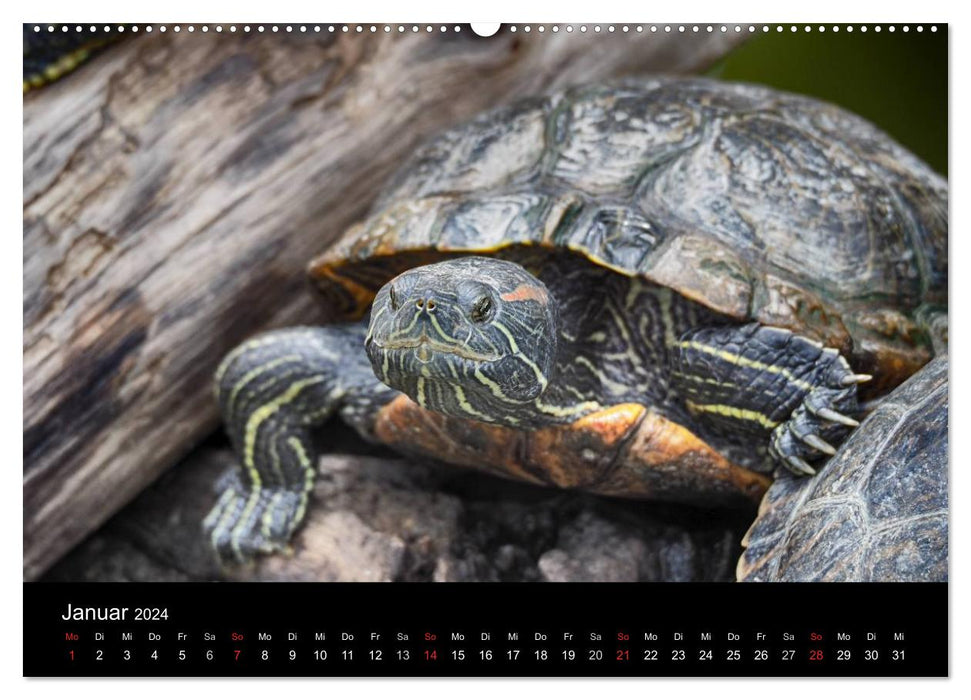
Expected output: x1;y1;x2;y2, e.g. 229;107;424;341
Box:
204;324;392;565
671;323;867;476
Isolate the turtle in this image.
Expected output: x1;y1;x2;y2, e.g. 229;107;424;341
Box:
737;354;948;582
22;24;123;93
203;78;947;565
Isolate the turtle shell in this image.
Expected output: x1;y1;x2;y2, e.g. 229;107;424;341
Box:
736;354;947;581
310;78;947;392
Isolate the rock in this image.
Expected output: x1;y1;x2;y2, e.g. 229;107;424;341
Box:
45;425;752;582
539;510;736;582
249;511;406;582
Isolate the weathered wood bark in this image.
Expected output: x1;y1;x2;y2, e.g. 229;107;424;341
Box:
24;29;743;579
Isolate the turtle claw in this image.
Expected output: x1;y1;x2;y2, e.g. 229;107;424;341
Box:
785;455;816;476
770;360;862;476
841;373;873;386
800;433;837;456
814;406;860;428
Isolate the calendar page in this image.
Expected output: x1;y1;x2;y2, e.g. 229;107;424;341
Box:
22;19;948;677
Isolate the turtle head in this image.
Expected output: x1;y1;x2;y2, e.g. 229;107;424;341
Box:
365;256;558;422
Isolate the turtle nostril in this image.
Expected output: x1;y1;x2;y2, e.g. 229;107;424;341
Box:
426;299;436;311
416;298;424;309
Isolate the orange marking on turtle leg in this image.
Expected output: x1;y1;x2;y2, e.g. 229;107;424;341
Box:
500;283;549;304
593;409;770;505
373;395;544;485
373;397;768;506
526;404;646;489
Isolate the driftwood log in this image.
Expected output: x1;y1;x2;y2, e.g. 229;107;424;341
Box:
24;28;743;580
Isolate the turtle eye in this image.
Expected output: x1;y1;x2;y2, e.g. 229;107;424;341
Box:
470;296;494;323
388;285;399;310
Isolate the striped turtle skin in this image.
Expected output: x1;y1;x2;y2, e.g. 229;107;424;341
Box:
207;79;947;566
23;25;122;93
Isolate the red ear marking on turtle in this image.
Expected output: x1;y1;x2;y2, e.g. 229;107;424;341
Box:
501;284;548;304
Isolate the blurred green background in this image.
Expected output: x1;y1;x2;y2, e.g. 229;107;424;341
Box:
711;26;948;176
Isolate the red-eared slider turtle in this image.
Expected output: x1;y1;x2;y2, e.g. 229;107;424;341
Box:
737;354;948;581
204;78;947;564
